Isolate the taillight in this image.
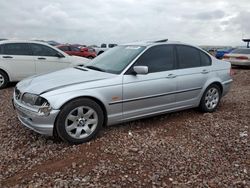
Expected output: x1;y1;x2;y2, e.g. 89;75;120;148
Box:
223;55;230;59
236;56;248;60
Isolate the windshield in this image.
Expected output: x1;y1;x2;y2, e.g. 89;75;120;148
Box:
85;45;146;74
231;48;250;54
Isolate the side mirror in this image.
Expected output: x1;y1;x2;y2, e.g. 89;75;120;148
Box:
56;52;65;58
133;66;148;75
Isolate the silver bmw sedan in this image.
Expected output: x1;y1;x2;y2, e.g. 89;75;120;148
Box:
13;41;233;144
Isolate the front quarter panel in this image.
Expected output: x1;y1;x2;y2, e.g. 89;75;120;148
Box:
41;76;123;125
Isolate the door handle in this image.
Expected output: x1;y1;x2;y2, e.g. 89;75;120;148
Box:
3;56;13;59
201;69;209;74
38;57;46;60
166;74;177;79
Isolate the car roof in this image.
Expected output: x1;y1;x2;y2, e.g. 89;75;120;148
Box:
123;40;202;49
0;39;52;46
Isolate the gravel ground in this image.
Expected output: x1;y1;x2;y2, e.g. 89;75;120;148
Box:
0;68;249;188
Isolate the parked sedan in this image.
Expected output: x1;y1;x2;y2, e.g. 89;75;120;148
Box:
13;41;233;144
57;44;97;59
0;40;89;89
222;48;250;66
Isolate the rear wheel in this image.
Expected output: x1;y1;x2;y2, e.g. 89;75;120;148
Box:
55;98;104;144
0;70;9;89
199;84;221;112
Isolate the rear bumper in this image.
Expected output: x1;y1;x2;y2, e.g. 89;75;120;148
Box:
229;60;250;66
222;79;233;97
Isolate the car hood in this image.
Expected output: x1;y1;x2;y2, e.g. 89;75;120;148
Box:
17;67;115;95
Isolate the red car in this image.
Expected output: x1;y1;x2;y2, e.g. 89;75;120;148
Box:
57;44;96;59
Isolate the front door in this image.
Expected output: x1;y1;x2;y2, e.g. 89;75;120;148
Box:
122;45;178;121
29;43;70;74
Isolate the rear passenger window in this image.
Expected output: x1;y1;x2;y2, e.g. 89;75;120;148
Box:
176;45;200;69
200;51;211;66
3;43;32;55
30;44;59;57
134;45;175;73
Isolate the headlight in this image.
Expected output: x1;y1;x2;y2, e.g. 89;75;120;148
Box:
22;93;52;116
22;93;39;105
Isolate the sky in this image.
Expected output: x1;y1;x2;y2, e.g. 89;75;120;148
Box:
0;0;249;46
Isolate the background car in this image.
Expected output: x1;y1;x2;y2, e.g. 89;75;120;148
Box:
34;40;61;46
222;48;250;66
207;48;217;57
14;41;233;144
57;44;97;59
215;47;234;59
94;43;117;55
0;40;89;89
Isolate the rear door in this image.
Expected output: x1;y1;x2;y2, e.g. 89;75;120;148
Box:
29;43;70;74
122;45;178;120
0;43;35;80
174;45;212;106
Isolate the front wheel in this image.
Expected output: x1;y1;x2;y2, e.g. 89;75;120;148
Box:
55;98;104;144
199;84;221;112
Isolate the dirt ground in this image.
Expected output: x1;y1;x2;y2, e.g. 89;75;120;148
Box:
0;68;249;188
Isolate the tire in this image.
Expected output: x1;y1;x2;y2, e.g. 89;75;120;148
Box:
55;98;104;144
199;84;221;113
0;70;9;89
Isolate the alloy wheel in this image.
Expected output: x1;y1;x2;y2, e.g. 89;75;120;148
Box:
205;87;219;110
65;106;98;139
0;74;5;87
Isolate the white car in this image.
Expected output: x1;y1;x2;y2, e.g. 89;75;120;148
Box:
94;43;117;55
0;40;89;89
222;48;250;66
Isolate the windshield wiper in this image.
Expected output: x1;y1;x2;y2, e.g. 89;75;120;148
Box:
85;65;106;72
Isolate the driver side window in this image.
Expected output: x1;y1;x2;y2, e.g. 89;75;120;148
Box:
134;45;175;73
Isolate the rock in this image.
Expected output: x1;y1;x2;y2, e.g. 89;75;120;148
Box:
82;176;91;182
72;162;77;169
